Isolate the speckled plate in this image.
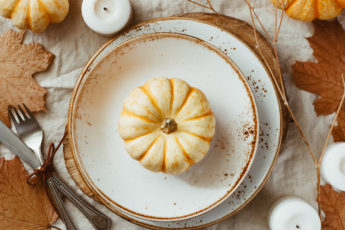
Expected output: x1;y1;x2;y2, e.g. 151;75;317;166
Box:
68;32;259;221
68;16;284;228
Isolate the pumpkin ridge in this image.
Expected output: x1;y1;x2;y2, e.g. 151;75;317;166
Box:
121;109;159;123
315;0;319;19
284;0;294;12
27;0;31;30
174;87;194;117
143;106;161;121
174;136;193;164
278;0;294;9
335;0;345;8
284;0;309;18
139;86;164;118
180;130;212;143
333;0;345;8
161;137;167;171
9;0;18;20
53;0;63;10
3;0;20;18
51;0;64;20
169;78;174;117
37;0;52;23
181;110;213;122
123;130;157;142
138;135;161;161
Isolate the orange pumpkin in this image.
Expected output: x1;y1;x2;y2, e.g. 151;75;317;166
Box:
271;0;345;21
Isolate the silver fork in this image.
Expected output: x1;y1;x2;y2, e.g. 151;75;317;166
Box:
8;104;111;230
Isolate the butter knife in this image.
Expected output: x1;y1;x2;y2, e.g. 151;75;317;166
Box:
0;121;40;168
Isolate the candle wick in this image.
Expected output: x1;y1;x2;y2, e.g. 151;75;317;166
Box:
296;225;300;229
103;7;108;11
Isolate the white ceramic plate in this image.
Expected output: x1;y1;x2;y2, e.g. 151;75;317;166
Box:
69;33;259;221
68;17;284;229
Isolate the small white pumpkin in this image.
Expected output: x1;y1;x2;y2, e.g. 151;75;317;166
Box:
0;0;69;33
118;77;216;174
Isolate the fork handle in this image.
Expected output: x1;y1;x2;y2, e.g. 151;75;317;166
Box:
50;175;111;230
47;177;77;230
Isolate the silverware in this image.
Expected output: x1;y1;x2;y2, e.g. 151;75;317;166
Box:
0;119;76;227
7;105;77;230
8;104;45;165
5;106;77;230
7;104;111;230
0;119;40;169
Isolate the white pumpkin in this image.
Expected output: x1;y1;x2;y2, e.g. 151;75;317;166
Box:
0;0;69;33
118;77;216;174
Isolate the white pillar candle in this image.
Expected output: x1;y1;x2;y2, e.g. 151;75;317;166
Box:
82;0;133;37
321;142;345;191
268;196;321;230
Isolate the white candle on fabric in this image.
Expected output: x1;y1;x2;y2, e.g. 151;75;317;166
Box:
268;196;321;230
321;142;345;191
82;0;133;37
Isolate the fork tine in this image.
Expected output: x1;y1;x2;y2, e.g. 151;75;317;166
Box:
18;104;29;120
22;104;34;119
7;106;18;125
13;106;24;123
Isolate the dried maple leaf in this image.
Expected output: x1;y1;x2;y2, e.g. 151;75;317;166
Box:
0;30;54;126
0;157;58;230
319;184;345;230
292;19;345;141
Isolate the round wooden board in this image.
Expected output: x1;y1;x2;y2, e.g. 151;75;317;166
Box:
63;12;289;226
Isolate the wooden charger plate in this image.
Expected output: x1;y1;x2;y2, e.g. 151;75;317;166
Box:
64;13;288;229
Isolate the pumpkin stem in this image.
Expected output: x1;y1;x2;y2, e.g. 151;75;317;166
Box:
160;118;177;134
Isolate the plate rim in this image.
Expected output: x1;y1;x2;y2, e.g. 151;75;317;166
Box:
67;16;284;229
68;32;260;221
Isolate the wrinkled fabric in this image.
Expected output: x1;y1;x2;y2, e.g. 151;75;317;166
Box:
0;1;344;229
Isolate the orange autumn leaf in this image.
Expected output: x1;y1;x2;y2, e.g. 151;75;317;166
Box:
319;184;345;230
0;30;54;127
0;157;58;230
292;19;345;142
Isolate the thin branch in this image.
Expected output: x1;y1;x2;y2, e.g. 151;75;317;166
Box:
252;12;272;43
319;74;345;164
274;7;278;38
245;1;286;97
245;1;273;43
275;8;284;41
316;165;321;215
247;1;286;96
186;0;212;10
286;105;319;164
272;11;286;97
206;0;229;22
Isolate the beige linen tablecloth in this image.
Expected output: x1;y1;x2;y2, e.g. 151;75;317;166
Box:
0;1;344;229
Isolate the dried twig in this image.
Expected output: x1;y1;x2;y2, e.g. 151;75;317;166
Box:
319;74;345;165
186;0;212;10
